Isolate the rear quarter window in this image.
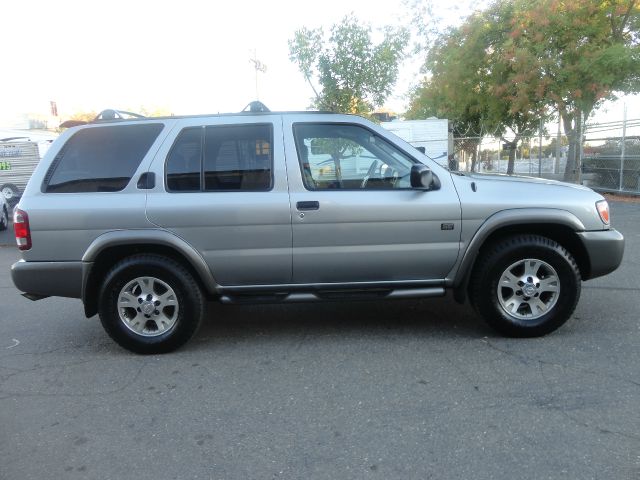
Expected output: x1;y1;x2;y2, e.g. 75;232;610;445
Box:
44;123;163;193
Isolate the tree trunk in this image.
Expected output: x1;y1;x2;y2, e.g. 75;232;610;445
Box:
562;109;583;183
563;139;576;182
575;114;583;183
470;144;478;172
507;146;515;174
506;137;519;174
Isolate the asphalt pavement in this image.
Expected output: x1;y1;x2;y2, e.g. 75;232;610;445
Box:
1;202;639;480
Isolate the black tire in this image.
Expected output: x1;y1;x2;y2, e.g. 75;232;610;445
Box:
470;234;581;337
0;206;7;231
98;254;205;354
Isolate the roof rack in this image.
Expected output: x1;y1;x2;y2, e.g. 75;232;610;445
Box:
93;109;146;122
241;101;270;113
57;103;345;129
59;109;146;128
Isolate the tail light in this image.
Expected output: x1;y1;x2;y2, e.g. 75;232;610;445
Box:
596;200;610;225
13;208;32;250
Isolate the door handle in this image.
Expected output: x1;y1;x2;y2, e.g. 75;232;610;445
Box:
296;201;320;211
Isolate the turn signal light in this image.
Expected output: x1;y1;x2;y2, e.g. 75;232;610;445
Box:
13;208;32;251
596;200;610;225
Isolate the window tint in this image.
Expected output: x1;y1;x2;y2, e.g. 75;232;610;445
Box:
166;127;202;191
45;124;163;193
204;125;272;191
294;124;415;190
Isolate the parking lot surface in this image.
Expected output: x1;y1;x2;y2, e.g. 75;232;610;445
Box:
1;201;639;480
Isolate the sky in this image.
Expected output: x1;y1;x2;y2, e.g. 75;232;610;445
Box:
1;0;637;130
0;0;418;119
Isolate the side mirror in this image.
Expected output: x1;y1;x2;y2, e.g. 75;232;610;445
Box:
416;146;426;154
410;164;433;189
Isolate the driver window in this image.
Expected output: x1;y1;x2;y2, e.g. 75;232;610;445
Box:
293;124;414;190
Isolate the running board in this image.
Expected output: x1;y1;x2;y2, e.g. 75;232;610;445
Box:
219;287;445;305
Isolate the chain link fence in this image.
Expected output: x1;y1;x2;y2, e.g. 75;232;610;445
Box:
449;118;640;195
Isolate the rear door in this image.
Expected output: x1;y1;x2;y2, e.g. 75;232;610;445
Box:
283;116;461;284
146;115;292;286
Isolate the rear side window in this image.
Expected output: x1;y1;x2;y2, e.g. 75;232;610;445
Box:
204;125;272;191
166;124;272;192
166;127;202;192
45;124;163;193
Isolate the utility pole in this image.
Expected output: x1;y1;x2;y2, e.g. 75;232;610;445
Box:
619;103;627;191
249;49;267;100
538;117;543;177
577;111;584;184
555;116;561;175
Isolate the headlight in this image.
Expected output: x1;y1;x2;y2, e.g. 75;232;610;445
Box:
596;200;610;225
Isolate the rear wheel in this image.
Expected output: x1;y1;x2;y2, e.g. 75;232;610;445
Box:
470;235;581;337
98;254;205;354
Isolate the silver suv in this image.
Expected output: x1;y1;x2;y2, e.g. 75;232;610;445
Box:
11;109;624;353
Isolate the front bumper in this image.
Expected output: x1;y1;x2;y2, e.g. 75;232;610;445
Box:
577;229;625;280
11;260;83;299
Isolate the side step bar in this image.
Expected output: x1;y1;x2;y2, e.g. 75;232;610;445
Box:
220;287;445;305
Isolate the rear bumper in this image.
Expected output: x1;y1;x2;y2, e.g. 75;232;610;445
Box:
11;260;83;299
577;229;625;280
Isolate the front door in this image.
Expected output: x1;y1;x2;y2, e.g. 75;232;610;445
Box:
283;120;461;284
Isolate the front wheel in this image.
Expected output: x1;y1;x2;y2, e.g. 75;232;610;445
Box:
470;235;581;337
98;254;205;354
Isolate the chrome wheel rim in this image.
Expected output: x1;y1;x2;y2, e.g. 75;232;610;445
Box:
497;258;560;321
117;276;179;337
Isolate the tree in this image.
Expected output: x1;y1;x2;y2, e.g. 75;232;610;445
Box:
289;15;409;115
504;0;640;181
409;0;640;178
405;21;488;172
407;2;546;173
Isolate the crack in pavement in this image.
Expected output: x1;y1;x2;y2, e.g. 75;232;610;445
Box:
478;338;640;442
0;360;147;400
538;360;640;443
480;338;640;388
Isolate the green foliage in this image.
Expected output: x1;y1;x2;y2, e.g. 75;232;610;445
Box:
289;15;409;115
504;0;640;179
409;0;640;177
407;2;547;172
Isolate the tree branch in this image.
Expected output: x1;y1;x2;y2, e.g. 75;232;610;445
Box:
613;0;636;40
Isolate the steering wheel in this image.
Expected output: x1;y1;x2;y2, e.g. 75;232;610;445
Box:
360;160;380;188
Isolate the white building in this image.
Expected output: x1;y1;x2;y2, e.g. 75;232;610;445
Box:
381;118;451;168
